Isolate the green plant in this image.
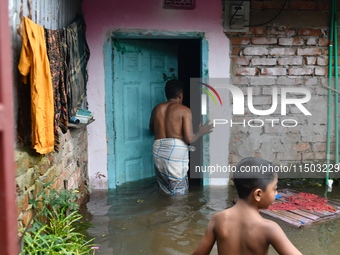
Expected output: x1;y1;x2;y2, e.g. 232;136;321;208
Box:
20;182;98;254
30;182;81;218
21;209;95;254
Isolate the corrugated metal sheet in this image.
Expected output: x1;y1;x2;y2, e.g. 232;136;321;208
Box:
9;0;82;57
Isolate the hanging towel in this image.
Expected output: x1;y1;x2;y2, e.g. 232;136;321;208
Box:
62;14;90;118
153;138;191;195
18;17;54;154
45;28;68;152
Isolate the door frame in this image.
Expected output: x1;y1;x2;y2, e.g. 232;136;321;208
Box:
104;30;209;189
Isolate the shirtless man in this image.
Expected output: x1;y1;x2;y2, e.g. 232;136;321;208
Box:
149;79;213;195
190;157;303;255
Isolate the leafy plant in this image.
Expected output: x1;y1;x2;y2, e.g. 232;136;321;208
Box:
20;182;97;254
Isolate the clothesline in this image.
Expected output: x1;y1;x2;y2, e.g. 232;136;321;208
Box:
18;15;90;154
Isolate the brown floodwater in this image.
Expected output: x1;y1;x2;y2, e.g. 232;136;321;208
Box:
83;178;340;255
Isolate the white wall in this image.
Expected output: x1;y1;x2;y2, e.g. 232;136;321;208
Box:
83;0;231;189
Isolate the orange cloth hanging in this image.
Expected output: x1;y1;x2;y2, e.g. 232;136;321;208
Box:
18;17;54;154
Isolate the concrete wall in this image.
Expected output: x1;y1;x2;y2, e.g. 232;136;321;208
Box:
83;0;231;188
227;1;338;168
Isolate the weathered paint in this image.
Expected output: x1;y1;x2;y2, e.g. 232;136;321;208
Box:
83;0;231;189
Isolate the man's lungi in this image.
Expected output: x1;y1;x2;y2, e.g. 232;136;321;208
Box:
152;138;191;195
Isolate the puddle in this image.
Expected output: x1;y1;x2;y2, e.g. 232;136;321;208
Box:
82;178;340;255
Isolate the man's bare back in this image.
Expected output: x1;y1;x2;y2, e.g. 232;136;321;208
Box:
150;100;213;144
150;100;192;143
149;79;213;195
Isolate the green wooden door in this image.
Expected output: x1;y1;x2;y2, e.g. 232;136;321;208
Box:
110;39;178;187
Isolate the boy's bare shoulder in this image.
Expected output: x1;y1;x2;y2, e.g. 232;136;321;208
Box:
211;206;279;232
209;207;236;228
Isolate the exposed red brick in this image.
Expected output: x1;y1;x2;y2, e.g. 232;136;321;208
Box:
306;37;317;46
288;68;313;76
278;57;303;66
298;28;323;36
231;37;251;45
235;68;259;76
269;27;296;36
225;32;239;38
294;38;306;45
231;76;249;85
247;26;267;35
243;46;268;56
304;57;316;65
290;1;316;10
231;47;241;56
251;37;277;45
251;57;277;66
315;67;328;76
302;152;329;161
312;143;326;152
278;38;304;46
261;68;286;75
317;56;328;66
318;38;329;47
293;143;310;152
232;56;250;66
277;77;303;85
297;48;322;56
270;48;296;56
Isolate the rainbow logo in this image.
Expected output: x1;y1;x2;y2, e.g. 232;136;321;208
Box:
198;82;223;115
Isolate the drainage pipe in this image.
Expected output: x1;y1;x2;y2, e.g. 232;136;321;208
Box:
326;0;335;184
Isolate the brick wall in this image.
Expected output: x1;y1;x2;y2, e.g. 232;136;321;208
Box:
15;127;88;227
226;0;338;165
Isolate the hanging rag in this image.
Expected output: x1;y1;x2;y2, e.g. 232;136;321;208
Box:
45;28;69;152
62;14;90;118
18;17;54;154
153;138;194;195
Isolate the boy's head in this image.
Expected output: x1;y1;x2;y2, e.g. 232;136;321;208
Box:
233;157;277;200
165;79;184;100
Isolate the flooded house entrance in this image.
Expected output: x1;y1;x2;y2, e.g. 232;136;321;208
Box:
106;37;203;189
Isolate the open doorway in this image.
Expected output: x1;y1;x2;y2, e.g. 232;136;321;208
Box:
176;39;202;187
106;37;204;189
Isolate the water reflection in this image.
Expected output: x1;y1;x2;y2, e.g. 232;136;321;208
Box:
84;178;340;255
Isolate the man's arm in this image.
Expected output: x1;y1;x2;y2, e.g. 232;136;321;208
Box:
182;108;213;144
190;218;216;255
267;221;302;255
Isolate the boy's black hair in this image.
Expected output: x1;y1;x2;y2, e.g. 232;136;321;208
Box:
233;157;277;199
165;79;184;100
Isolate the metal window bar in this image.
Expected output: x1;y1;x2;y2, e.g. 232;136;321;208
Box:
163;0;196;9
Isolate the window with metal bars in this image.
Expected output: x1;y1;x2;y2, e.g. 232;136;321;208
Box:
163;0;196;9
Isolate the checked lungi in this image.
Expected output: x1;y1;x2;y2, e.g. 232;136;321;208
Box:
153;138;192;195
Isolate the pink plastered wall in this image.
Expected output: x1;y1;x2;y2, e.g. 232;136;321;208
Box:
83;0;231;189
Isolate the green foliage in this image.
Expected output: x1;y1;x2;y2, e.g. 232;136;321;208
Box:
20;182;97;255
29;182;81;219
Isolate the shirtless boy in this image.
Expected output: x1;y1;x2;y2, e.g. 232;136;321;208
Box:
190;157;302;255
149;79;213;195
